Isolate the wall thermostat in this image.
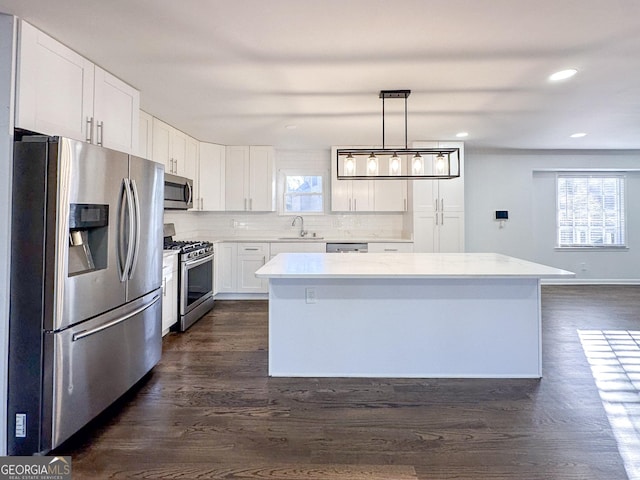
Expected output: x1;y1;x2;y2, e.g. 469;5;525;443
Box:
495;210;509;220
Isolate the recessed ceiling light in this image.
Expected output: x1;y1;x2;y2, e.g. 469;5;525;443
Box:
285;124;297;130
455;132;469;138
570;132;587;138
549;69;578;81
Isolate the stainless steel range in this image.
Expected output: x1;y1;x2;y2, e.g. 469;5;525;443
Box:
164;224;215;331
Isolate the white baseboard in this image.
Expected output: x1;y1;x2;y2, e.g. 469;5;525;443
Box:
214;293;269;300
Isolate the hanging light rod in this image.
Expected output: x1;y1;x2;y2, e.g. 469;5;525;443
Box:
337;90;461;180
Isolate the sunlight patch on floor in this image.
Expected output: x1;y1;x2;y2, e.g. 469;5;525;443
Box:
579;329;640;480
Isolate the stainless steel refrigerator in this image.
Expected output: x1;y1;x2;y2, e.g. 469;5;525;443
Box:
7;135;164;455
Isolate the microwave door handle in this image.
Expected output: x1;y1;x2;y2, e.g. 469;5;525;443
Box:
128;179;141;279
185;182;193;206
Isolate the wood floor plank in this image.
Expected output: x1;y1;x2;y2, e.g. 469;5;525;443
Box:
53;289;640;479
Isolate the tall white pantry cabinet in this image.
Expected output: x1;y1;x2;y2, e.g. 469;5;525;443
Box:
411;141;465;253
15;20;139;154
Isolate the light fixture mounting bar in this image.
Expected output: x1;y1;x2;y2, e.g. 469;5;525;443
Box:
379;90;411;149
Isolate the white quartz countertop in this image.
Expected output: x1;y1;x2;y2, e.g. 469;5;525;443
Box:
255;252;575;279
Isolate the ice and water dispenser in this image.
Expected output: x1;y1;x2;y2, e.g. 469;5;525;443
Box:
68;203;109;276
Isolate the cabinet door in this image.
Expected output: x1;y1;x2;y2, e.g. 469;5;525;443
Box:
225;146;249;210
237;243;268;293
93;66;139;154
438;211;465;253
172;129;188;177
330;146;352;211
199;143;226;211
374;179;407;212
215;243;238;292
412;179;438;212
152;117;173;172
16;20;94;142
413;212;437;253
248;146;275;211
184;136;199;205
138;111;153;159
351;180;373;211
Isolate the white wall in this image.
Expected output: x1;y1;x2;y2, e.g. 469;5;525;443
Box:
0;13;16;457
164;149;409;241
465;148;640;282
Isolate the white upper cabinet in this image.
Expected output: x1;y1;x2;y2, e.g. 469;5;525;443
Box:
151;118;196;179
137;110;153;159
16;20;94;142
16;21;139;154
93;66;139;154
224;145;275;211
197;142;226;211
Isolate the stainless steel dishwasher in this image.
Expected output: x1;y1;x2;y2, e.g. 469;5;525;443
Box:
325;242;369;253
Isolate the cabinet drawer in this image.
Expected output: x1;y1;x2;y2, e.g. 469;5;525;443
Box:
237;243;269;256
270;242;326;254
367;242;414;253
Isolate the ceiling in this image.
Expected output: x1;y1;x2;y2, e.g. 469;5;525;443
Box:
1;0;640;150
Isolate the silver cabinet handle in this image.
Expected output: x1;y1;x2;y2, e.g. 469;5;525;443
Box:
349;198;352;211
354;198;357;211
97;120;104;146
403;198;407;211
244;248;259;251
86;116;94;143
441;198;444;211
384;248;398;252
435;213;439;226
249;198;253;210
244;198;247;210
441;212;444;225
435;198;439;212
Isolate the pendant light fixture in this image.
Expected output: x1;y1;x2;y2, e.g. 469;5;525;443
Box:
337;90;461;180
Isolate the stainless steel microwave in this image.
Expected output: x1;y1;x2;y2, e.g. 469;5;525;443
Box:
164;173;193;210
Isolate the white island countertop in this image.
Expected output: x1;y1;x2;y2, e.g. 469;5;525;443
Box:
256;252;575;279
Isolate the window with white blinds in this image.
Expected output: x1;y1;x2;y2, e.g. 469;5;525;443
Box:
557;174;626;247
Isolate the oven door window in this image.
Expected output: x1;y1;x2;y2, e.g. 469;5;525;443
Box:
186;259;213;308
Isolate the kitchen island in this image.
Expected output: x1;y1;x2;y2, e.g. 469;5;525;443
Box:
255;253;574;378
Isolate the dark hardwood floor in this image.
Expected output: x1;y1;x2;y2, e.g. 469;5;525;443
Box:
55;286;640;479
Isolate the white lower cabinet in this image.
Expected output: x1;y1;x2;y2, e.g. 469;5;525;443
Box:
269;242;326;260
161;252;178;335
216;242;269;294
367;242;414;253
238;243;269;293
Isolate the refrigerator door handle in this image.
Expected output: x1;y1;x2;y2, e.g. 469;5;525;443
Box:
72;294;160;341
122;178;136;281
128;179;141;279
116;178;128;282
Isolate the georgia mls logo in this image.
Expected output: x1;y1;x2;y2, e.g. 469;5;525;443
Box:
0;456;72;480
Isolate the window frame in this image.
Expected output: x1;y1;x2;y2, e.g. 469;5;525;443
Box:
555;172;627;249
277;169;327;216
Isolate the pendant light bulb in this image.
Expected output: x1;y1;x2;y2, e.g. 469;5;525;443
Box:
389;153;400;175
367;153;379;175
412;153;424;175
435;154;445;173
344;153;355;174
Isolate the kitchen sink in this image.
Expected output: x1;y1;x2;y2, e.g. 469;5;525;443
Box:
277;236;324;240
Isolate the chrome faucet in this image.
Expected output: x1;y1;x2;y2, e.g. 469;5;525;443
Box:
291;215;307;237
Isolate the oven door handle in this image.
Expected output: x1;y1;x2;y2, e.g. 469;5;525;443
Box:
183;254;213;269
